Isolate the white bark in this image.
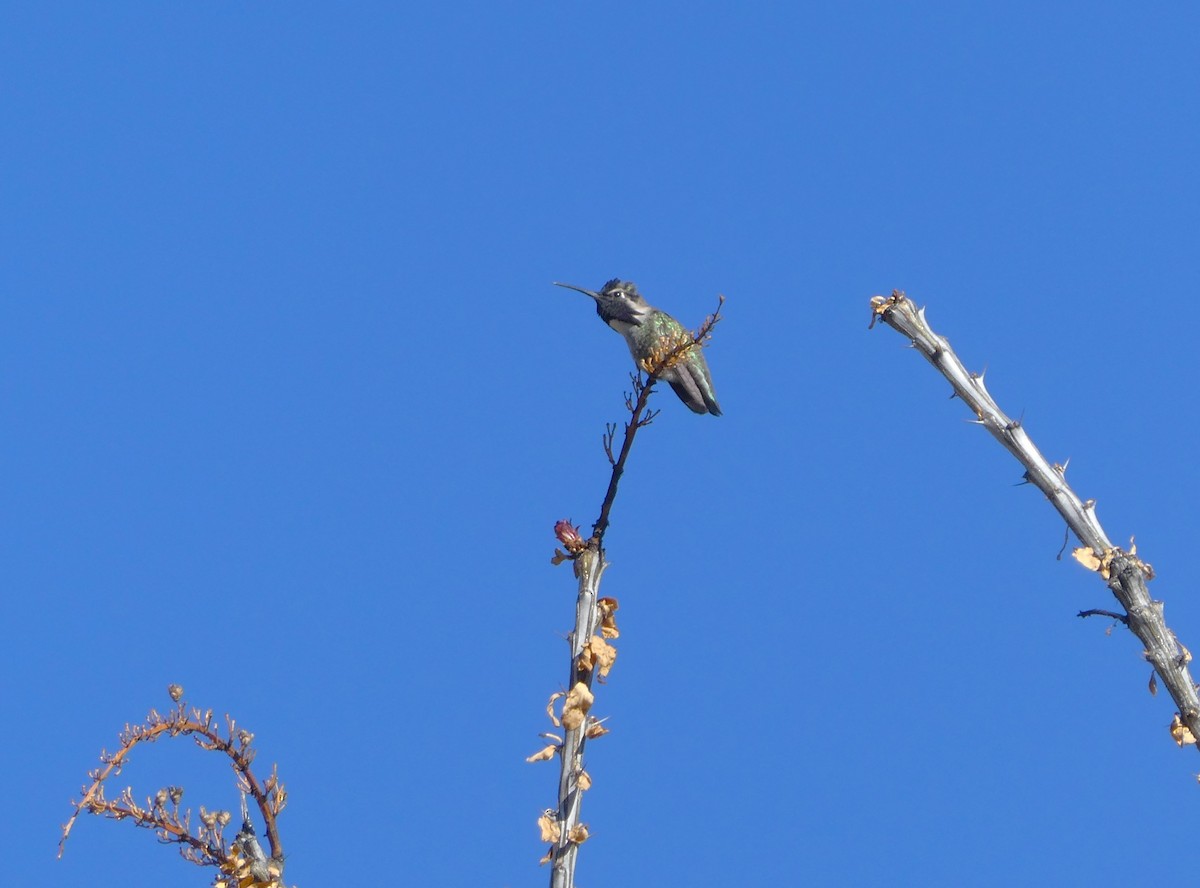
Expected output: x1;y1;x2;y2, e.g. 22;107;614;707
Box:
871;291;1200;749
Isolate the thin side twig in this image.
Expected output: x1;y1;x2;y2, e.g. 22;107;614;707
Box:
1078;608;1130;624
870;290;1200;749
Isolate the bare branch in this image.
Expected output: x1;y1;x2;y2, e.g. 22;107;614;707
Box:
870;290;1200;750
60;686;287;885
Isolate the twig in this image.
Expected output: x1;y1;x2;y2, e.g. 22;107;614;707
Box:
602;423;617;466
870;290;1200;750
1078;609;1130;624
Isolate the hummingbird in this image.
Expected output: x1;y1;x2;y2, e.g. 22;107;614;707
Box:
554;278;721;416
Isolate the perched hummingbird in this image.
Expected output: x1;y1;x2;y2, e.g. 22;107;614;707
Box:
554;278;721;416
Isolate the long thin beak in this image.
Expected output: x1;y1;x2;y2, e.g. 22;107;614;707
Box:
553;281;601;300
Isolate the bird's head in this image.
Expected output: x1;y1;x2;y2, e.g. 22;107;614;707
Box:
554;278;650;327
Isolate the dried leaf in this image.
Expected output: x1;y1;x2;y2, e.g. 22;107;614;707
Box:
539;847;554;866
1170;713;1197;747
538;811;560;843
526;744;558;763
568;824;590;844
585;721;610;739
597;597;621;638
562;682;594;731
1072;547;1102;573
578;770;592;791
576;636;618;679
1073;546;1120;579
588;636;617;678
1149;672;1158;696
546;691;564;728
869;290;907;319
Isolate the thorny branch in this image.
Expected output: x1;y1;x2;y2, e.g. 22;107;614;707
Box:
535;296;724;888
537;544;610;888
870;290;1200;751
59;686;288;886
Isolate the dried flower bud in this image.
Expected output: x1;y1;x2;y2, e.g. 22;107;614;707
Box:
168;786;184;805
167;684;184;702
554;519;586;554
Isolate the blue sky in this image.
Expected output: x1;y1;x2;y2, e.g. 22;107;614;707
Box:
5;3;1199;885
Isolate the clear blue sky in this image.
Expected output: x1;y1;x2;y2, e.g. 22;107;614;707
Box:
6;3;1199;886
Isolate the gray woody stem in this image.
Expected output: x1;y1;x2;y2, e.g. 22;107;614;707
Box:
550;547;607;888
871;291;1200;748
